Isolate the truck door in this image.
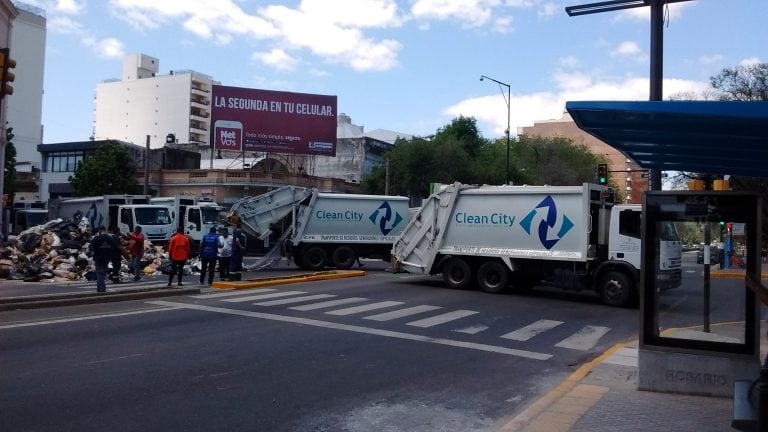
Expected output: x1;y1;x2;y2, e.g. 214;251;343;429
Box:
186;207;202;238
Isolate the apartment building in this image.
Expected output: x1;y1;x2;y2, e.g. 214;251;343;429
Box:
93;53;219;149
519;112;648;203
8;1;45;174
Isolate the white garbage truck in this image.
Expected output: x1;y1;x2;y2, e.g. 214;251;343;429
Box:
227;186;410;270
150;196;224;243
391;182;682;307
48;195;174;243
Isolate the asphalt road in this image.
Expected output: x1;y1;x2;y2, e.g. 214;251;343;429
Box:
1;262;640;432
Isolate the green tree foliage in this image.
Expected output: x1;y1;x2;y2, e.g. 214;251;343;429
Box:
4;126;16;194
69;141;139;196
361;117;605;201
709;63;768;247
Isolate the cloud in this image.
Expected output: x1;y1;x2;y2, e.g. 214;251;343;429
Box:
538;2;558;19
47;16;84;34
107;0;403;72
616;1;694;22
740;57;762;66
446;72;709;137
410;0;533;28
55;0;84;14
254;48;299;72
83;37;125;59
698;54;723;65
610;41;648;63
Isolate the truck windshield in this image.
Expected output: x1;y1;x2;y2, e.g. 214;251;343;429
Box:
660;222;680;241
201;207;220;224
135;207;172;225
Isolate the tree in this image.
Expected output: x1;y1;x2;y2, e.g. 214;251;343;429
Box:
709;63;768;247
361;117;605;201
4;126;16;194
69;141;139;196
710;63;768;101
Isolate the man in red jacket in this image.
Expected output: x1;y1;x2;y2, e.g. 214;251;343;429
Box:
126;226;145;282
167;227;191;287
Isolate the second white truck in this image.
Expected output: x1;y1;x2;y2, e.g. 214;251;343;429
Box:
151;196;224;243
391;182;682;307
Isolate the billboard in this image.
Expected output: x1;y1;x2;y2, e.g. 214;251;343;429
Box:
210;85;337;156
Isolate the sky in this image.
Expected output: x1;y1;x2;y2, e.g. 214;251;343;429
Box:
26;0;768;144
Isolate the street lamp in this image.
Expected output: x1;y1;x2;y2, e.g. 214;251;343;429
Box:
480;74;511;185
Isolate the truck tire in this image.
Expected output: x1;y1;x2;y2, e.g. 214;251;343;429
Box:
331;246;356;270
303;246;327;271
476;261;509;293
599;271;637;307
442;258;473;290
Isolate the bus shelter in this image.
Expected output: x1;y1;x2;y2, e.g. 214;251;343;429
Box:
566;101;768;402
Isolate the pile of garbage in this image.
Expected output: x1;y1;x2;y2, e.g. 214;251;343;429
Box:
0;218;171;282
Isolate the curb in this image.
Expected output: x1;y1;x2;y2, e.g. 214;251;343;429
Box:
0;287;201;311
498;342;627;432
710;271;767;280
211;270;366;290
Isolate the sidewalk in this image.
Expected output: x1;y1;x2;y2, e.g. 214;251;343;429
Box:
501;335;767;432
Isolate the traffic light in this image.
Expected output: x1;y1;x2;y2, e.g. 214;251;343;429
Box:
597;163;608;185
0;48;16;99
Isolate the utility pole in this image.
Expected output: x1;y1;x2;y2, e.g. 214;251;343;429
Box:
143;135;150;195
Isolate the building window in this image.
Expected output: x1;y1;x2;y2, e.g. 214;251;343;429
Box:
45;151;85;172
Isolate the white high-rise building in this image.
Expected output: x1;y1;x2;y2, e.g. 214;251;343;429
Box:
93;54;218;149
8;1;45;170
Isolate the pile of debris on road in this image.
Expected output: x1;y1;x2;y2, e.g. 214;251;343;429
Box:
0;218;172;282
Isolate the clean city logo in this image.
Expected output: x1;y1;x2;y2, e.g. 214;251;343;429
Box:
369;202;403;235
519;196;574;250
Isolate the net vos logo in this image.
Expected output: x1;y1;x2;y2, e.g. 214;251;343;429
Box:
214;120;242;150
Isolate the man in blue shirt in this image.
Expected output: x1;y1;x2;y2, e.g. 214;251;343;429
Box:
199;227;219;285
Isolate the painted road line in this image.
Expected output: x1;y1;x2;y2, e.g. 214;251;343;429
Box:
190;289;278;299
0;307;179;330
289;297;369;311
254;294;337;306
406;310;478;328
555;325;611;351
148;301;552;360
326;301;404;316
501;319;564;341
363;305;442;322
453;324;489;335
221;291;307;303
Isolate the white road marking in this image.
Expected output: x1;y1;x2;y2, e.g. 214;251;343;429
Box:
406;310;478;328
0;307;179;330
254;294;336;306
148;301;552;360
326;301;404;316
363;305;442;321
500;319;564;341
190;289;277;299
289;297;369;311
453;324;489;335
555;325;611;350
221;291;306;303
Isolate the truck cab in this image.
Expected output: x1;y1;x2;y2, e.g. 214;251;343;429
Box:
151;196;224;243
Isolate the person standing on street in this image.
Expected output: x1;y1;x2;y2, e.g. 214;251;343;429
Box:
217;228;233;281
89;226;118;293
126;226;144;282
230;223;246;280
199;227;219;285
109;226;124;283
167;227;191;287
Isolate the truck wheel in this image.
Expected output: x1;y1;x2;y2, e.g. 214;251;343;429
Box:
332;246;356;270
599;271;637;307
442;258;472;290
476;261;509;293
303;247;327;271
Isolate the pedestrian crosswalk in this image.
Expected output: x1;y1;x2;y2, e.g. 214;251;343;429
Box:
189;289;612;352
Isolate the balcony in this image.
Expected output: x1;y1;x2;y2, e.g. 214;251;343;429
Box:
191;87;209;97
